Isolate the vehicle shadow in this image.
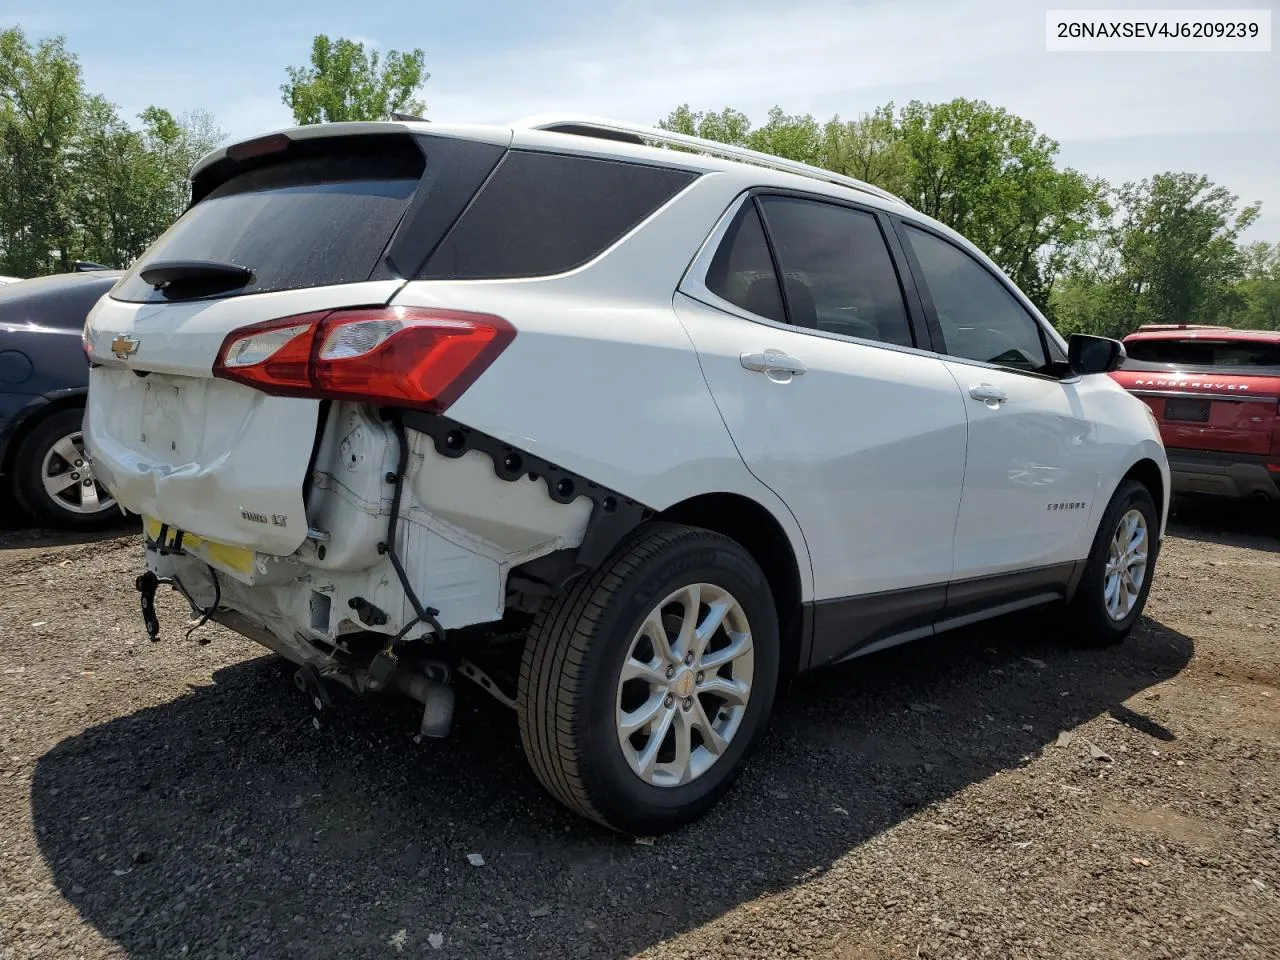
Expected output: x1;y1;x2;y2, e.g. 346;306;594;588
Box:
29;610;1193;959
0;505;134;550
1167;495;1280;554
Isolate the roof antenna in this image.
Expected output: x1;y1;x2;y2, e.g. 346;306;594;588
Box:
391;112;428;122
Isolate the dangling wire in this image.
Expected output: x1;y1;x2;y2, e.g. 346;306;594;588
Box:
174;563;222;643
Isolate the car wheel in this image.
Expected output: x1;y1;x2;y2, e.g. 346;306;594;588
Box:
12;407;121;531
518;522;780;834
1065;479;1159;647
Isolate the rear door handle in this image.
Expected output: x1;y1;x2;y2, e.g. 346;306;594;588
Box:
968;383;1007;406
741;350;807;377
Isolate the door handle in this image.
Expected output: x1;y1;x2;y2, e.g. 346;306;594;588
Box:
968;383;1007;406
740;350;807;377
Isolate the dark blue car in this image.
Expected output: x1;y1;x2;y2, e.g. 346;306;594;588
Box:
0;271;124;529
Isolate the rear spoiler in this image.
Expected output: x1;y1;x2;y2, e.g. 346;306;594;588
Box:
187;122;511;206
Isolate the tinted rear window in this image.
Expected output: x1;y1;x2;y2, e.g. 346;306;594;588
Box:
112;143;426;303
1124;338;1280;372
420;151;698;280
704;201;786;324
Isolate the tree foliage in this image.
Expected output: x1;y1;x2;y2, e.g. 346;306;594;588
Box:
281;35;428;124
0;26;223;276
1053;174;1264;337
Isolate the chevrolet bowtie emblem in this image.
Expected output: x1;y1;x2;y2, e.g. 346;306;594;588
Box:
110;334;140;360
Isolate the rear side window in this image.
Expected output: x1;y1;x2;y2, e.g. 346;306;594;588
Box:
1124;338;1280;371
113;141;427;303
757;196;914;347
704;202;786;324
420;151;697;280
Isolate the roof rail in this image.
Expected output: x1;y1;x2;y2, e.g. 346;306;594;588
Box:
511;114;909;207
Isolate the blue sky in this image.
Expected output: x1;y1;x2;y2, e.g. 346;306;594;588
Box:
12;0;1280;241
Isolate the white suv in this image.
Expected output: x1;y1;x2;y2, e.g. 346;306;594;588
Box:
82;116;1168;834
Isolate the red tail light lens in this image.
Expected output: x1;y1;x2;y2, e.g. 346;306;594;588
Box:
212;307;515;412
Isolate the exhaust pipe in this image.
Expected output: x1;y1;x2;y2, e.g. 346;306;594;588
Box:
211;609;457;736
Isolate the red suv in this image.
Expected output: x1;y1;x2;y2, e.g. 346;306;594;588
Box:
1111;325;1280;503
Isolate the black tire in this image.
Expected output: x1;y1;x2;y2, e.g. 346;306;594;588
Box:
1065;479;1159;647
11;407;121;531
518;522;780;834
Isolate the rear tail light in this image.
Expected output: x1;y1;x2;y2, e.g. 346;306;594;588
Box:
213;307;515;412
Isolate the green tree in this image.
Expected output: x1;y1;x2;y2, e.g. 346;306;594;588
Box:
0;27;84;275
659;104;752;146
745;107;822;165
1109;173;1259;330
68;103;224;268
1224;241;1280;330
818;105;909;197
1053;174;1262;337
281;35;428;124
0;26;225;275
893;98;1107;310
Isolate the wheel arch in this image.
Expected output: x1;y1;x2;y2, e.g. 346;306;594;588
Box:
657;491;810;684
1123;457;1165;517
1;390;86;479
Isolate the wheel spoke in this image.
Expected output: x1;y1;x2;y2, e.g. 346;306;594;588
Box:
619;694;667;739
620;656;667;686
639;612;676;665
671;584;701;660
79;482;101;511
668;709;693;783
42;472;78;496
698;675;750;706
699;631;752;672
51;436;81;466
692;597;732;661
690;699;728;755
635;707;676;777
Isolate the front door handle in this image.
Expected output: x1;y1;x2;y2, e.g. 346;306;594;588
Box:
968;383;1007;406
741;349;807;377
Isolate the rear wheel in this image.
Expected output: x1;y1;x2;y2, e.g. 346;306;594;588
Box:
12;408;120;531
1065;479;1158;646
518;522;780;834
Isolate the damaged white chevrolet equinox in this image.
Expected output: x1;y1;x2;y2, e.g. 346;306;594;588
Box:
83;115;1168;834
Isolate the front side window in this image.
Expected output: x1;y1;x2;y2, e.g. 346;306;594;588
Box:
903;224;1048;372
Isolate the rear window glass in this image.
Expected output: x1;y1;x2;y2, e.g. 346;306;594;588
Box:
1124;338;1280;371
420;151;698;280
111;145;425;303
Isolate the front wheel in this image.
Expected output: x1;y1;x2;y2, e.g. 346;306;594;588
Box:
1065;479;1159;646
518;523;780;834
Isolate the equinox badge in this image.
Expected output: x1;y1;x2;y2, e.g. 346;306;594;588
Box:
110;334;140;360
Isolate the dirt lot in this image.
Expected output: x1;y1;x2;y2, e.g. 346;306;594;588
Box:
1;502;1277;960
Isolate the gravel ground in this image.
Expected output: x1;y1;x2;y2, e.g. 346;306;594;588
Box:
0;501;1277;960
